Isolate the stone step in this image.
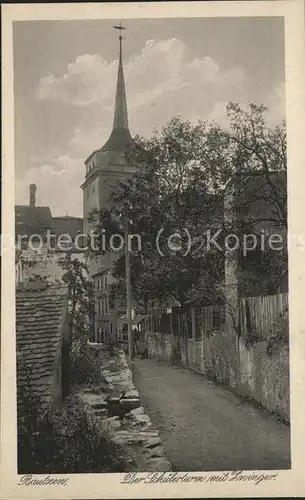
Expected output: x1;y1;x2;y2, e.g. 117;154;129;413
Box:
91;402;108;410
144;436;162;449
144;446;165;459
83;348;172;473
124;406;145;418
122;389;139;399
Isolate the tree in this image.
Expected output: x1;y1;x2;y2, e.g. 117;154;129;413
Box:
89;117;224;310
224;102;287;227
60;253;94;343
88;103;287;315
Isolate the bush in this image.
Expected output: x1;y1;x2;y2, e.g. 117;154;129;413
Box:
105;337;119;357
70;340;102;386
18;396;126;474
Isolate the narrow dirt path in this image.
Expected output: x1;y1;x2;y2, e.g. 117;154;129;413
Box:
133;358;290;472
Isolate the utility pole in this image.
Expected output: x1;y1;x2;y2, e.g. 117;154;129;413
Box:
124;208;133;364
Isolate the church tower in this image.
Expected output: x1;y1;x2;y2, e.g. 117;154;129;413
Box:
81;28;135;235
81;27;136;343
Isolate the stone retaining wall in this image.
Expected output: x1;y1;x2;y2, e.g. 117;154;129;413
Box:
147;330;290;422
77;347;171;472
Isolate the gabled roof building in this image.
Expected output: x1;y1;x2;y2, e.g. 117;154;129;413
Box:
16;283;70;413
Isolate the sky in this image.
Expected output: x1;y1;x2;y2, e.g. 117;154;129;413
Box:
14;17;285;217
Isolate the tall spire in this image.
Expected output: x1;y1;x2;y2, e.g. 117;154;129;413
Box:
101;24;132;152
113;33;129;129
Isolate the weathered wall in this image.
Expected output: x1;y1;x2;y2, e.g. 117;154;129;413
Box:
51;345;63;411
147;330;289;422
78;347;171;472
16;249;86;285
51;302;70;410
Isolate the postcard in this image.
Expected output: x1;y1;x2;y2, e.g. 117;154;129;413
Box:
1;1;305;498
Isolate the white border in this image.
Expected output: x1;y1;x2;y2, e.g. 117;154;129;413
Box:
2;2;305;498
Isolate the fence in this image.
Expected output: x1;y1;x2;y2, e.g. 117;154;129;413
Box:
144;304;226;340
144;293;288;341
146;293;290;421
238;293;288;340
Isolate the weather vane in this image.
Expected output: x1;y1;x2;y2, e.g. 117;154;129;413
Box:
113;23;126;40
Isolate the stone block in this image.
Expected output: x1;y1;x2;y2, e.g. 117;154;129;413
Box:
123;389;139;399
113;430;132;441
148;457;171;472
120;398;141;413
125;406;145;418
91;402;108;410
139;431;159;439
126;436;145;445
143;436;162;449
108;397;120;404
131;414;151;427
144;446;165;459
103;416;121;432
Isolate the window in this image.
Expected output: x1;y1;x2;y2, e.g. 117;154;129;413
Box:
104;276;108;287
212;306;225;330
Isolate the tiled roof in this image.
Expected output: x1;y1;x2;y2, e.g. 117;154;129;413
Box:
52;216;83;240
15;207;84;244
15;205;54;238
16;284;68;411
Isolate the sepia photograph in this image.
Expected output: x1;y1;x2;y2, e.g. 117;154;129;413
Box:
13;13;290;474
1;1;305;499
